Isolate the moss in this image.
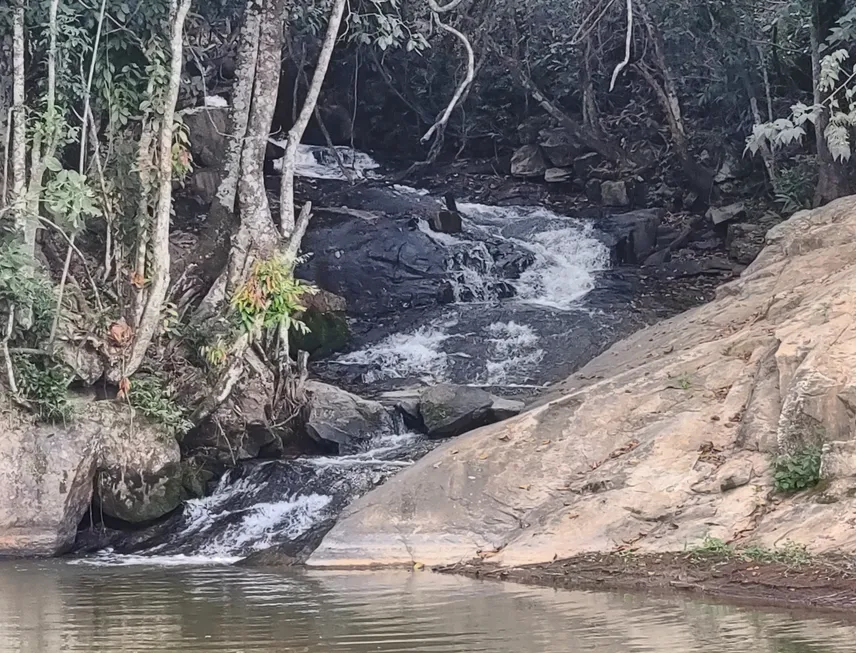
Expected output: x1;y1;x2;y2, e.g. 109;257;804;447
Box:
291;310;350;359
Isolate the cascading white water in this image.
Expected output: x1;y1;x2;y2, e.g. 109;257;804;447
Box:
333;200;609;386
268;142;381;180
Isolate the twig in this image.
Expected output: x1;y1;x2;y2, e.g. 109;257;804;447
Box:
420;15;475;144
609;0;633;91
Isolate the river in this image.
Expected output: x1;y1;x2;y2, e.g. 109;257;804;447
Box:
1;561;855;652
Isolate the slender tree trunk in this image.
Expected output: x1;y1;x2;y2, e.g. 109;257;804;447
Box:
280;0;347;235
811;0;851;206
10;0;27;239
115;0;192;381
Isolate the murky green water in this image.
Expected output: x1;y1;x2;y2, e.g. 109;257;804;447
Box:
1;561;855;652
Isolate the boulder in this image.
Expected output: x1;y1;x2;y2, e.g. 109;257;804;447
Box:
92;402;182;523
305;381;393;452
420;384;494;438
707;202;747;226
298;212;448;318
292;289;350;360
544;168;573;184
600;180;630;207
538;127;584;167
510;145;548;179
0;407;96;556
430;210;463;234
0;397;182;555
308;196;856;568
598;209;663;264
490;396;525;421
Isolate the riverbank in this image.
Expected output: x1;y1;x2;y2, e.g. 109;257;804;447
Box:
437;550;856;613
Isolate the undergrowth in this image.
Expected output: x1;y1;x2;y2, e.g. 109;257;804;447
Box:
773;446;822;493
127;375;192;438
687;536;812;567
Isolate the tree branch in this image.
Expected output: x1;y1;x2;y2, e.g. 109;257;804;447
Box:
609;0;633;91
420;15;475;144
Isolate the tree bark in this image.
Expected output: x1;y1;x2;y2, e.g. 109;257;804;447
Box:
811;0;851;206
280;0;347;235
116;0;192;381
10;0;27;239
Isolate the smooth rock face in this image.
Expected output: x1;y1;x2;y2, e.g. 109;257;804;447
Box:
309;197;856;568
0;398;180;555
305;381;392;452
600;180;630;207
544;167;573;184
420;385;494;438
91;402;182;523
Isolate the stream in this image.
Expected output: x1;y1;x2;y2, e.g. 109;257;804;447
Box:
3;562;856;652
82;146;687;566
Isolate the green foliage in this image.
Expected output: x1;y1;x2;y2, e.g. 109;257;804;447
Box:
741;541;811;567
13;354;74;423
231;255;315;338
687;535;732;559
127;375;192;438
772;158;817;215
774;446;822;493
0;240;57;342
42;166;101;234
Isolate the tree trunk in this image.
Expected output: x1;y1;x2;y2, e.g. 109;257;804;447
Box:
635;1;713;201
115;0;192;381
280;0;347;235
10;0;27;239
811;0;851;206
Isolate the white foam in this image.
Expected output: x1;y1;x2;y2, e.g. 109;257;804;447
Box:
269;142;380;180
457;203;610;309
335;325;453;383
393;184;430;196
484;321;544;385
69;552;241;567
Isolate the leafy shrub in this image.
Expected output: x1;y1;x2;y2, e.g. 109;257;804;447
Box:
231;255;314;337
127;375;192;438
13;354;74;423
774;446;822;493
741;541;811;567
688;535;731;558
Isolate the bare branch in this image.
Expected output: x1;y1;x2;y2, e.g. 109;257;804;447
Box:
420;16;475;144
426;0;465;12
609;0;633;91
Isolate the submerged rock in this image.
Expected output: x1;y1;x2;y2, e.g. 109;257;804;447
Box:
308;196;856;567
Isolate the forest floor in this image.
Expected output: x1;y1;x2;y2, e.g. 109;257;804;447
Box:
437;551;856;613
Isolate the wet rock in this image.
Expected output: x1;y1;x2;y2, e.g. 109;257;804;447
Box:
544;167;574;184
396;398;424;431
707;202;747;226
430;210;463;234
292;289;350;360
298;213;448;318
599;209;663;264
726;223;765;265
420;384;494;438
305;381;393;452
538;127;584;167
511;145;549;179
585;178;602;202
601;180;630;207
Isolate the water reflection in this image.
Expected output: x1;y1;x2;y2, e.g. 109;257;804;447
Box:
0;561;854;652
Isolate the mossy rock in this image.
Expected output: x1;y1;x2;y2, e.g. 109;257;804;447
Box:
292;310;350;359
